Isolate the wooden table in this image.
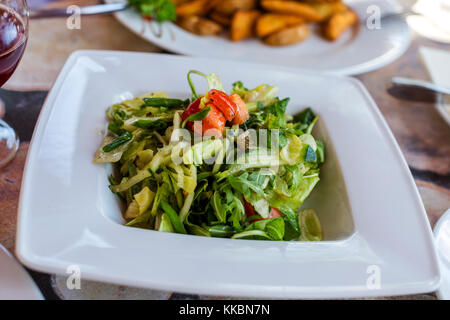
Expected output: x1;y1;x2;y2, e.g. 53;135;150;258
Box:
0;0;449;299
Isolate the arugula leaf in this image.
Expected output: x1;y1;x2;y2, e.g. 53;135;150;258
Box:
265;98;289;129
227;172;265;198
240;111;265;129
210;186;245;229
211;190;227;223
293;107;316;126
227;195;245;231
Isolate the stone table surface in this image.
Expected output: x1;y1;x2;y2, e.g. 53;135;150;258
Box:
0;0;449;300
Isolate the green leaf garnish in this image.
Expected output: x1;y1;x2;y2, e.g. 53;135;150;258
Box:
102;131;132;152
182;106;211;127
129;0;176;22
133;119;168;130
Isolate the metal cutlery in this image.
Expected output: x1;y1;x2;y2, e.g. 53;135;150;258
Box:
30;2;129;19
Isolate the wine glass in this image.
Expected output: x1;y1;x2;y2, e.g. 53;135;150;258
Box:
0;0;28;169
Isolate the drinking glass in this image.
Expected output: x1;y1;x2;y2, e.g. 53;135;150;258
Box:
0;0;28;168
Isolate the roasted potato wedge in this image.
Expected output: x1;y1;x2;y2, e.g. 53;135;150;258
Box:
177;15;201;33
309;2;347;21
176;0;210;17
256;13;304;37
210;10;232;26
264;23;310;46
177;15;223;35
195;17;224;35
261;0;321;22
215;0;257;16
323;9;358;41
231;10;261;41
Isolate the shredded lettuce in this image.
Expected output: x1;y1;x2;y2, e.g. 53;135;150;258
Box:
243;84;279;107
94;71;325;241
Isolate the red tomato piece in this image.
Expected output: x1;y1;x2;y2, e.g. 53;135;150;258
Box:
181;98;201;122
181;98;202;133
230;94;249;125
246;202;283;224
201;104;226;136
243;198;256;217
207;89;237;122
269;208;282;218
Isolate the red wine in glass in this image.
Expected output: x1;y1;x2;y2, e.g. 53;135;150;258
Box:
0;4;26;86
0;0;28;169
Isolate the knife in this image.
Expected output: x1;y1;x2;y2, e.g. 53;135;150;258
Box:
30;2;129;19
388;76;450;126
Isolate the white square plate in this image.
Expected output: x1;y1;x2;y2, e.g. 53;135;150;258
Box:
16;51;440;298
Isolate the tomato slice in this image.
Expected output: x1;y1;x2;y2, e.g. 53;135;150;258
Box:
181;98;226;136
269;208;282;218
181;98;201;123
245;201;283;223
207;89;237;122
181;98;202;133
243;198;256;217
201;104;226;136
230;94;249;125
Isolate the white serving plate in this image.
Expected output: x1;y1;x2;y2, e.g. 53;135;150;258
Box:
434;209;450;300
106;0;411;76
0;244;43;300
16;51;439;298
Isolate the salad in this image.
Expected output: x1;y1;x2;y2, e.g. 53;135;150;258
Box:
94;71;324;241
